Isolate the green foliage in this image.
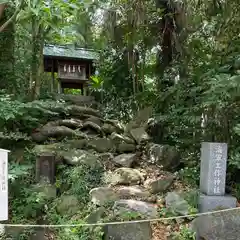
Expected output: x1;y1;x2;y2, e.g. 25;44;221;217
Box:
51;223;103;240
90;75;104;89
97;49;133;97
8;162;32;181
178;167;200;188
181;191;199;210
118;211;143;221
64;88;82;95
45;162;104;240
171;225;196;240
21;186;49;218
8;149;42;221
0;4;15;91
61;162;104;205
106;209;145;222
1;0;240;238
0;94;67;142
228;150;240;170
232;183;240;200
16;0;86;37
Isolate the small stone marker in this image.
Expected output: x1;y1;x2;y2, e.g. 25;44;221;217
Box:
0;148;10;221
34;154;56;239
36;153;56;184
200;142;227;196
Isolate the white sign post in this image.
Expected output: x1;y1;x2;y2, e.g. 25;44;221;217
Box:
0;149;9;221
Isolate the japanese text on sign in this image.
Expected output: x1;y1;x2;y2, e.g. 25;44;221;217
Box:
0;159;7;192
213;145;223;194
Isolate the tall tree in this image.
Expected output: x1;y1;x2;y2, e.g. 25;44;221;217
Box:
16;0;86;99
0;1;15;91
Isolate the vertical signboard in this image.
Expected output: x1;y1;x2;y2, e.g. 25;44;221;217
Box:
200;142;227;196
0;148;9;221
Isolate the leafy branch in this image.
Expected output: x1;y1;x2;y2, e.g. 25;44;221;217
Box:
0;0;24;33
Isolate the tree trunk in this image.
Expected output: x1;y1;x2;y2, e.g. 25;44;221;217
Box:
0;5;15;92
31;19;44;100
0;4;6;20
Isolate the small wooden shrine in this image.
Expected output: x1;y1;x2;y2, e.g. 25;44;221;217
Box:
43;44;98;94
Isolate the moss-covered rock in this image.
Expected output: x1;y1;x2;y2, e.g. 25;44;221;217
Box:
56;195;79;216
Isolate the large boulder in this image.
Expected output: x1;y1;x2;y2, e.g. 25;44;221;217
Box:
88;138;115;153
144;173;175;194
148;144;180;170
32;126;77;143
82;121;103;135
63;139;87;149
110;132;136;153
44;119;83;129
32;184;57;201
66;105;100;118
98;152;114;161
84;115;103;127
33;143;61;154
130;127;150;144
104;119;125;134
116;186;151;200
112;154;137;168
165;192;190;216
60;149;100;166
191;210;240;240
113;199;158;218
90;187;118;205
110;132;135;145
106;168;144;185
33;140;88;157
4;226;23;239
117;143;136;153
105;222;152;240
102;123;118;135
85;207;105;224
126;107;153;131
145;118;165;144
56;195;79;215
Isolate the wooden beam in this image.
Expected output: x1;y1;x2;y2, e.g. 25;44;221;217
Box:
51;59;54;92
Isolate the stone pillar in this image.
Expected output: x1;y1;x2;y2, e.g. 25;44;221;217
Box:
57;80;62;94
198;142;236;212
34;153;56;239
193;142;238;239
83;87;87;96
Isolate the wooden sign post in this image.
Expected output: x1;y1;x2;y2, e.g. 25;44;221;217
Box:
0;148;9;221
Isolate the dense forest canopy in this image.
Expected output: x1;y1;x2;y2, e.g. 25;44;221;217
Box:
0;0;240;239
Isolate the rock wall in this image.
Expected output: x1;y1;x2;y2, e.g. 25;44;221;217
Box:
30;104;191;240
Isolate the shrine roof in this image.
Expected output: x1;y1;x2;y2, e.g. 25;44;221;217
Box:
43;44;98;60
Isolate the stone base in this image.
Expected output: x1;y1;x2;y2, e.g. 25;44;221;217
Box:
198;194;237;213
192;194;238;240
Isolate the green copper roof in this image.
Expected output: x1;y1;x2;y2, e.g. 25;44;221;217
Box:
43;44;98;60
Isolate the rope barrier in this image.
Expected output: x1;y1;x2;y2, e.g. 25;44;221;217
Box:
0;206;239;228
